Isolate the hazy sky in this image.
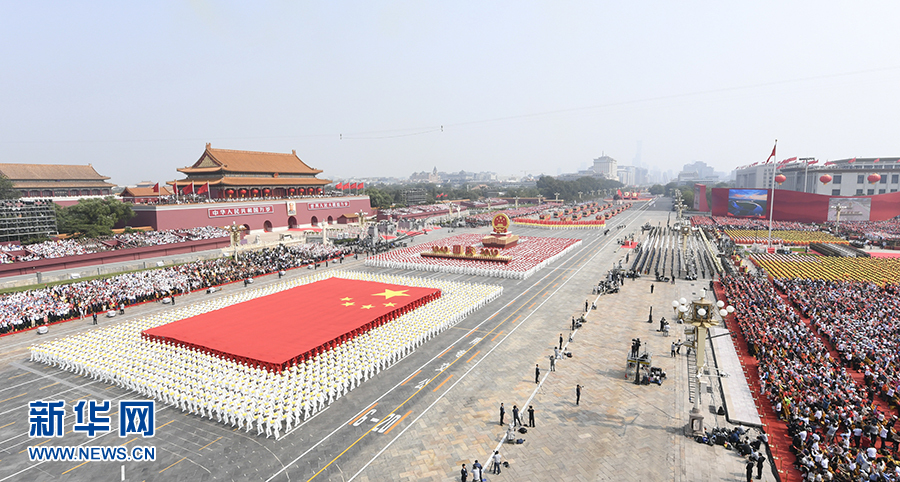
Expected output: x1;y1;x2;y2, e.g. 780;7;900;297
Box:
2;2;899;186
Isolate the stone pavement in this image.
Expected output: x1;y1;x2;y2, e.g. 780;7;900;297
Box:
353;219;778;482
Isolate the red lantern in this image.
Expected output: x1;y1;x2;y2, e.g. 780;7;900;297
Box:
288;188;296;195
868;174;882;184
819;174;833;185
250;188;259;196
774;174;786;185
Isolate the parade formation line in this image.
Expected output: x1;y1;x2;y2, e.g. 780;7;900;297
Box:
29;271;502;438
364;233;581;279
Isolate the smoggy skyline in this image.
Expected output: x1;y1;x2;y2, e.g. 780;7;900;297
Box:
2;2;899;186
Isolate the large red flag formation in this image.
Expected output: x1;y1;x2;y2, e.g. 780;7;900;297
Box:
142;278;441;372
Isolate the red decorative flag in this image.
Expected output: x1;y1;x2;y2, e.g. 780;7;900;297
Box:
873;158;880;163
335;182;343;190
824;161;835;166
778;157;797;166
848;158;856;163
196;182;209;195
806;160;818;165
350;182;358;190
152;182;160;193
358;182;364;190
181;182;194;195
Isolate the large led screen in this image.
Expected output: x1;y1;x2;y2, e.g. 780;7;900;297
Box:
727;189;767;219
827;198;871;222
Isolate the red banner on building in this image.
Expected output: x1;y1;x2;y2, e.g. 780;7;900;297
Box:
208;205;275;218
309;201;351;210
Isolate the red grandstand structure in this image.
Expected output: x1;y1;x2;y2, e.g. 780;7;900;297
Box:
711;188;900;223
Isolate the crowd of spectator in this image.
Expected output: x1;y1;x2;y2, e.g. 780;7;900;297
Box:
721;274;899;481
0;242;347;335
0;227;229;263
692;216;820;231
466;203;558;223
837;219;900;243
379;204;453;222
776;278;900;411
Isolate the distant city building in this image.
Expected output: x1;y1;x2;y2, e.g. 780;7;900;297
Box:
676;160;719;186
409;167;441;183
0;163;116;198
591;155;618;180
616;165;649;186
734;157;900;196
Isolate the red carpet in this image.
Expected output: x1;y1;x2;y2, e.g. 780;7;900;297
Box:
870;251;900;258
143;278;440;371
621;241;638;249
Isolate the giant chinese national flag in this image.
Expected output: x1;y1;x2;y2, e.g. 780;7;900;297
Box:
143;278;441;371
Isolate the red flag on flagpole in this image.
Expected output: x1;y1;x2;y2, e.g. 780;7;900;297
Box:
196;182;209;195
848;158;856;163
335;182;342;190
152;182;160;193
806;160;818;165
358;182;364;190
873;158;880;163
765;143;777;164
350;182;357;190
182;182;194;195
824;161;835;166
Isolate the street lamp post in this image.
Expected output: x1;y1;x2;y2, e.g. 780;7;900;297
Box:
674;290;733;436
554;192;560;202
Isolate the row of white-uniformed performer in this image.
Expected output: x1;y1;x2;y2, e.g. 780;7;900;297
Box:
30;271;502;438
512;222;607;229
364;239;582;280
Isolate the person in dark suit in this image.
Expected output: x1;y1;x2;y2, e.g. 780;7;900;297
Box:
499;403;505;425
512;405;520;426
527;405;535;427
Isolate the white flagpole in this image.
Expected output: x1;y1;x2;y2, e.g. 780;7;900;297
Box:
767;140;777;250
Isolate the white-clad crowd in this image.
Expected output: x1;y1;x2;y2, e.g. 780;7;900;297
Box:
31;271;502;438
1;227;229;264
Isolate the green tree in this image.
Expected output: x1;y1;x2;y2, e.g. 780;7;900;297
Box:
536;175;622;203
648;184;665;195
365;187;393;209
55;197;135;237
0;174;20;199
680;188;694;209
